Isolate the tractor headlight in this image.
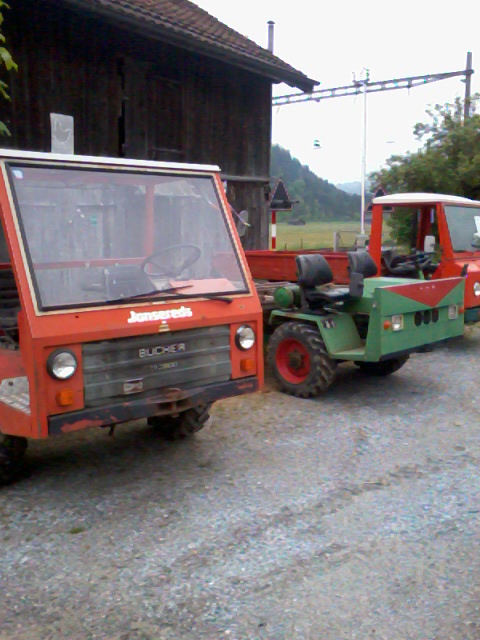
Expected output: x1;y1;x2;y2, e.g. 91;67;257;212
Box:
474;282;480;297
391;314;404;331
235;325;255;350
448;304;458;320
47;349;77;380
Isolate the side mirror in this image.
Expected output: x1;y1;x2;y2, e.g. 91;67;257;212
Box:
236;210;250;237
424;235;436;253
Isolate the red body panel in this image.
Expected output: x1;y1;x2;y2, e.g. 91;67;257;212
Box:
246;249;350;284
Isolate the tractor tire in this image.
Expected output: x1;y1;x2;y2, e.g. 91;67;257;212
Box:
356;355;409;377
148;403;212;439
0;435;27;486
268;322;336;398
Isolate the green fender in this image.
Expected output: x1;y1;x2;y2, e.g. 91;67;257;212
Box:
269;310;363;359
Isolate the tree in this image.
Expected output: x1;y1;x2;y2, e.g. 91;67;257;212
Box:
371;97;480;246
0;0;16;135
371;97;480;198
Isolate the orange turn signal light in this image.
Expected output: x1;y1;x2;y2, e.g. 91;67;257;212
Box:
383;320;391;330
56;389;74;406
240;358;255;372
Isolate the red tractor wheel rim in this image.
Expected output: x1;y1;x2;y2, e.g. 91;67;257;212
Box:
276;338;311;384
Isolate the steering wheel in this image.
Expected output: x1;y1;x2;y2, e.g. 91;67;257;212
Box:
142;244;202;278
392;252;437;275
404;251;437;272
416;253;438;275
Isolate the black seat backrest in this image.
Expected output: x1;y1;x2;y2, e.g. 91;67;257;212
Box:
296;254;333;288
347;251;377;278
381;249;396;269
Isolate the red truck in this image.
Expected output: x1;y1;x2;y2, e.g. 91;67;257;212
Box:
247;192;480;323
0;149;264;484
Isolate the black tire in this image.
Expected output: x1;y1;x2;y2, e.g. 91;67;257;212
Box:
0;435;27;486
356;355;409;377
148;403;212;439
268;322;336;398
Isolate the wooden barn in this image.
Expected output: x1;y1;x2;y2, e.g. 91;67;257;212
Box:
1;0;316;249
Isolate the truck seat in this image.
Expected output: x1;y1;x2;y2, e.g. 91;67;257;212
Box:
347;251;377;278
296;254;333;288
296;254;350;308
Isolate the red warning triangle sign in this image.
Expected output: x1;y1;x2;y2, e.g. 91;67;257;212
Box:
270;179;293;211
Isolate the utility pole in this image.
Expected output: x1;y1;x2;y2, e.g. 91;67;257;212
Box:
357;70;369;241
464;51;473;119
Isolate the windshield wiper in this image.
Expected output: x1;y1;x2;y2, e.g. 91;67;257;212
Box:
105;284;192;305
105;285;233;305
192;293;233;304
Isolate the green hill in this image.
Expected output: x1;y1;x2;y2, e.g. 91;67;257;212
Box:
270;145;361;221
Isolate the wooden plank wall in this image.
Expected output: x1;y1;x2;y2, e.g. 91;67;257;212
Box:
2;0;271;248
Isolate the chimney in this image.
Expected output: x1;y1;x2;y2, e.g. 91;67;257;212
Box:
267;21;275;53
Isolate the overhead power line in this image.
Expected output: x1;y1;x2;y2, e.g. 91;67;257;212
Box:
272;67;473;107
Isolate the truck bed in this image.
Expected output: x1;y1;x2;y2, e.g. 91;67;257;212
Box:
245;250;350;284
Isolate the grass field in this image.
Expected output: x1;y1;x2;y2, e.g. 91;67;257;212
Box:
271;221;370;250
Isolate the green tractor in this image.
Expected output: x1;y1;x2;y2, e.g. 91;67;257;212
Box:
267;252;464;397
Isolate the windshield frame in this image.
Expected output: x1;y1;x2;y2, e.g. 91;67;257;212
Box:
4;159;251;314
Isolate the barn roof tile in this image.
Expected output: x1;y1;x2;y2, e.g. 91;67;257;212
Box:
63;0;317;92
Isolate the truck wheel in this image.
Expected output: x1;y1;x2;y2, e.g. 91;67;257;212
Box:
148;403;212;439
356;355;409;377
268;322;336;398
0;435;27;485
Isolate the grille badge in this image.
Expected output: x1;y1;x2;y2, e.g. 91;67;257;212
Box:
123;378;144;394
139;343;186;358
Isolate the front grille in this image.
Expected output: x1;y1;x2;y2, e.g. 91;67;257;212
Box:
82;325;231;407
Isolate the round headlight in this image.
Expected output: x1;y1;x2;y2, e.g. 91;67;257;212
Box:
474;282;480;297
235;325;255;350
47;349;78;380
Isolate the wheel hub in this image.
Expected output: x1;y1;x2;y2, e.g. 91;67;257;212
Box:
287;349;305;371
276;337;311;383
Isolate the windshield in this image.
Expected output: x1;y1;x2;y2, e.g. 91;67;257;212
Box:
7;163;248;311
444;205;480;252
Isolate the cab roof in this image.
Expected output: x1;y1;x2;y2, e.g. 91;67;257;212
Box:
0;149;220;173
373;192;480;207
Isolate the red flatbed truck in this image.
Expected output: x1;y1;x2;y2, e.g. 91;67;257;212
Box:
247;192;480;322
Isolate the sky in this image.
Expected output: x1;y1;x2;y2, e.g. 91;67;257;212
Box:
193;0;480;186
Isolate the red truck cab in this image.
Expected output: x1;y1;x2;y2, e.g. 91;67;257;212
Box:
369;193;480;322
0;150;263;483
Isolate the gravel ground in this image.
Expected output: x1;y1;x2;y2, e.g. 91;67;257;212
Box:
1;329;480;640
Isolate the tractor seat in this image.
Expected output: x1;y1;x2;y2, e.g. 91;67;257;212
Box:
347;250;378;278
296;254;350;308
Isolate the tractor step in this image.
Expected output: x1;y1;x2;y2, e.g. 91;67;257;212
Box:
332;347;366;360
